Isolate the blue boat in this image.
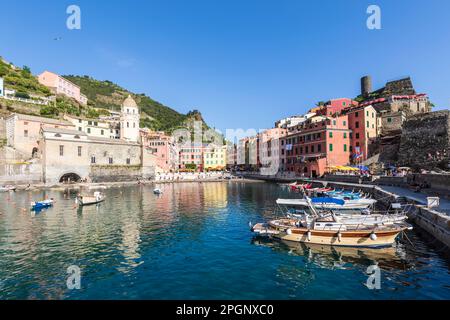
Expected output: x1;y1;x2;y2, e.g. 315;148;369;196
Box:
31;199;54;211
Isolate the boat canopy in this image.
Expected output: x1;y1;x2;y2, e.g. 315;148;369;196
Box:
276;198;345;206
311;197;345;205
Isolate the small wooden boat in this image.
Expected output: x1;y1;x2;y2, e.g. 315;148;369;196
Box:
31;199;54;211
76;192;105;206
251;218;411;248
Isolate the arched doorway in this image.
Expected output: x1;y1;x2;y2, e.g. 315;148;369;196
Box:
59;173;82;184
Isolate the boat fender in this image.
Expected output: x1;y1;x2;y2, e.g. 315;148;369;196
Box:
307;231;311;241
286;228;292;235
337;232;342;242
370;232;377;241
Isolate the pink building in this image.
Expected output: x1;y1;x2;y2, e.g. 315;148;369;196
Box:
258;128;287;175
38;71;87;105
315;98;358;117
141;130;178;172
6;113;75;158
179;143;207;171
344;105;377;162
281;114;351;177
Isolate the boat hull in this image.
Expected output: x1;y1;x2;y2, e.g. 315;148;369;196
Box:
253;223;404;248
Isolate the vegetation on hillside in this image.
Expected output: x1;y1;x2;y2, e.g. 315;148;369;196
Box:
0;55;218;136
64;75;213;134
0;58;51;97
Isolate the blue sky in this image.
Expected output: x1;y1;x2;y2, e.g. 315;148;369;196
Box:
1;0;449;132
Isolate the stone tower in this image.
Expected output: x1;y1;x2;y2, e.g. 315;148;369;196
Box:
120;95;140;142
361;75;372;97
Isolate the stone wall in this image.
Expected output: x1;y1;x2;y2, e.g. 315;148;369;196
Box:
90;165;142;183
398;110;450;170
0;161;42;184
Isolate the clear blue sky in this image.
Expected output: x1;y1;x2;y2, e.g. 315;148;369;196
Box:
1;0;449;132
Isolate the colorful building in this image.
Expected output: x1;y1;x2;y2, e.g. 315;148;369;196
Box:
258;128;287;175
203;145;227;170
141;129;178;173
6;113;75;158
38;71;87;105
179;143;207;171
344;105;378;162
281;114;351;177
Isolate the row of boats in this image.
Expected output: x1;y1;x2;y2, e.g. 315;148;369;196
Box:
251;183;412;248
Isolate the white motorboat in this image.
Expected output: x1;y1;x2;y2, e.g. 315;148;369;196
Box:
153;188;163;195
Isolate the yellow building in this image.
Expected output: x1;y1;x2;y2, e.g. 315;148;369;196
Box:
203;145;227;170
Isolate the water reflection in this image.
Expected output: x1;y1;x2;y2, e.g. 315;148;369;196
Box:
252;237;410;271
0;182;449;299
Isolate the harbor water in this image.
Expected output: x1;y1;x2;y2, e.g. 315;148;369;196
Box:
0;182;449;299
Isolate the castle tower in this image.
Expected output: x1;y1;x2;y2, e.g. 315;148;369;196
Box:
120;95;140;142
361;75;372;97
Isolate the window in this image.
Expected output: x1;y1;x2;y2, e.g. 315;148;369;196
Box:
367;111;369;117
126;158;131;165
367;121;369;128
24;130;28;137
333;120;336;125
329;144;333;152
109;157;113;164
356;133;360;139
133;122;136;128
329;132;333;138
79;119;82;123
59;145;64;156
88;121;92;125
87;128;91;134
387;118;392;123
355;121;359;128
344;144;347;152
94;122;98;126
78;146;82;157
355;112;359;117
78;127;82;131
311;146;314;153
101;130;104;135
343;132;347;139
127;122;129;128
318;144;321;152
343;121;346;126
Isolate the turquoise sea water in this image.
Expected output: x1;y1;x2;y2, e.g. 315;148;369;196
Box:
0;182;449;299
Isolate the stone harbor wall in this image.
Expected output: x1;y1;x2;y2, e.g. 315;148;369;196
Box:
0;117;5;143
0;161;42;184
90;165;143;183
398;110;450;170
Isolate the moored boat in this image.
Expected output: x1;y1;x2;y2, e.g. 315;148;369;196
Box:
31;199;54;211
251;218;411;248
277;197;377;210
76;192;105;206
153;188;163;195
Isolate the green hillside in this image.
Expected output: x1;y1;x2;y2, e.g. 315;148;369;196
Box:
64;75;209;133
0;55;214;134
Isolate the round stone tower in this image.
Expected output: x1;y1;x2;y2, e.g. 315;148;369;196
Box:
120;95;140;142
361;76;372;97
